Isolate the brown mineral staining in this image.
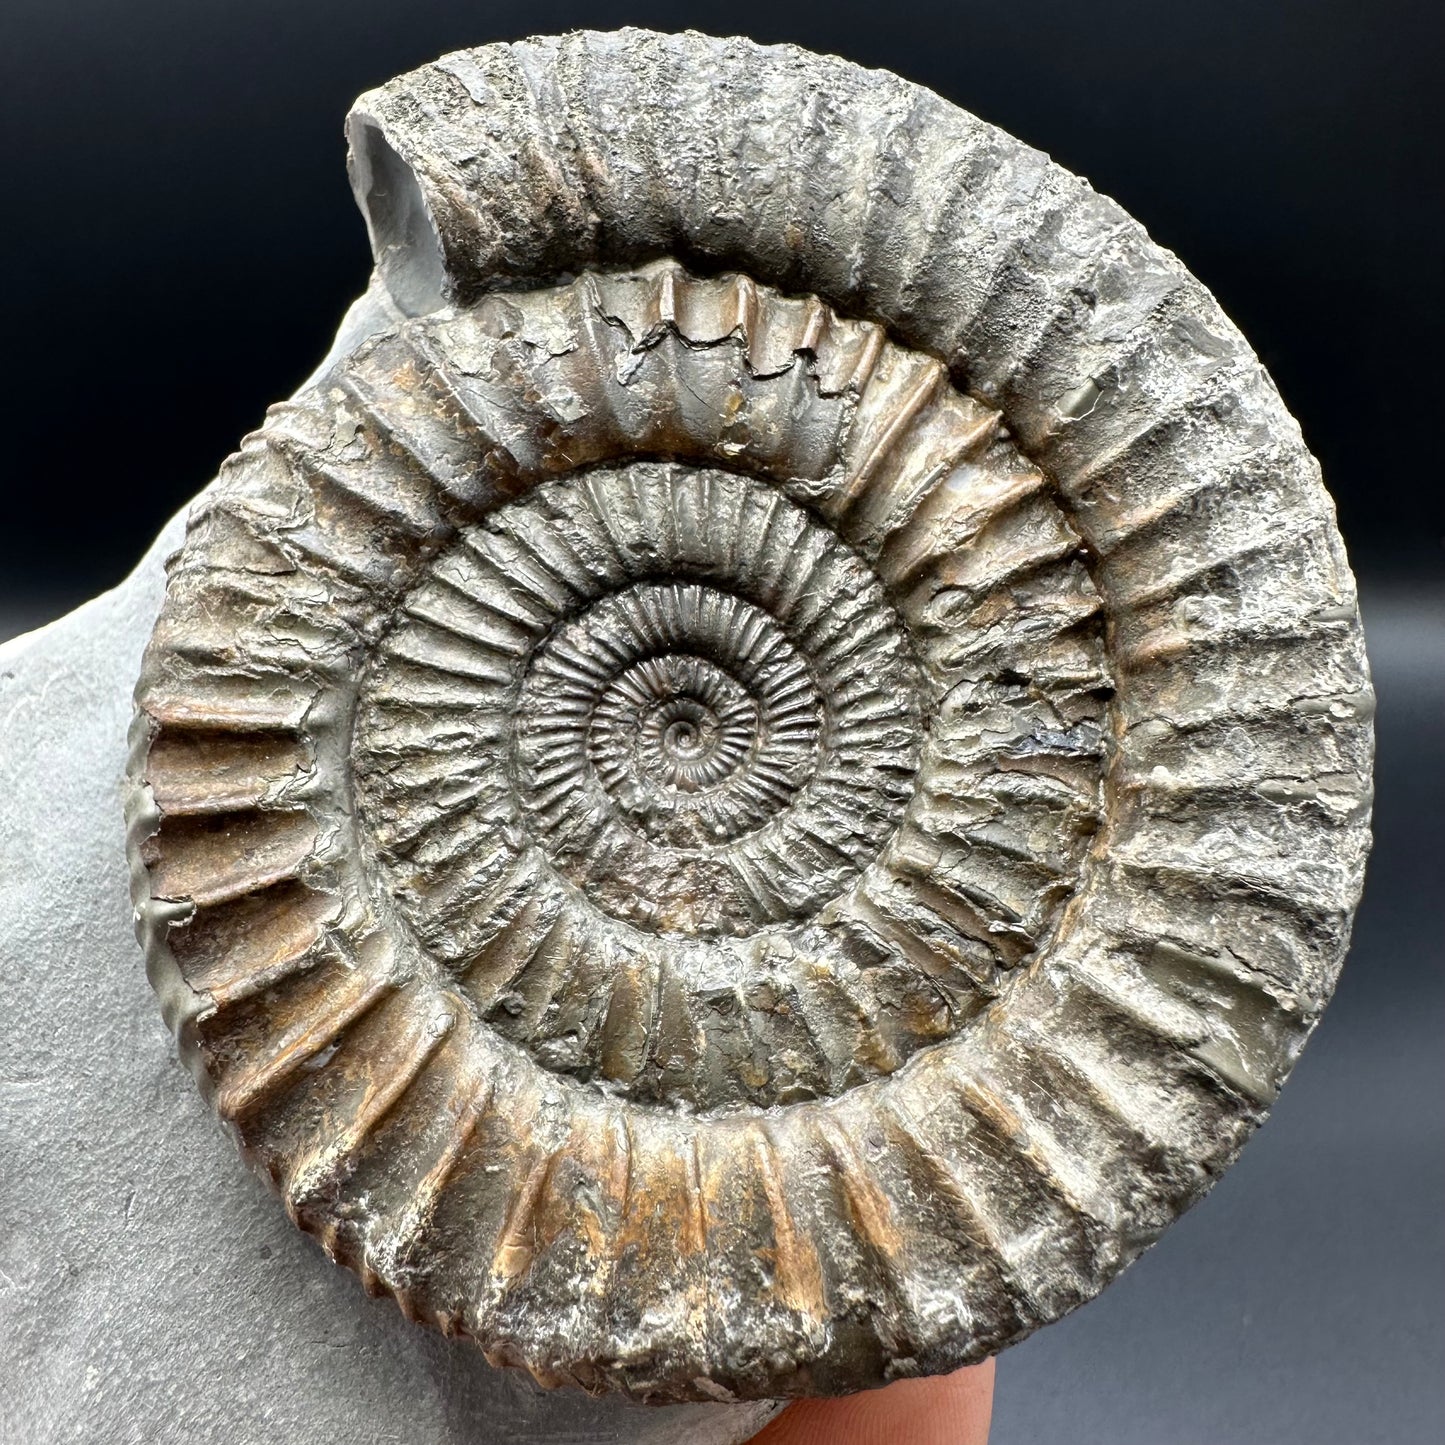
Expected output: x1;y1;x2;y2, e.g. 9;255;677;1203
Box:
125;29;1370;1403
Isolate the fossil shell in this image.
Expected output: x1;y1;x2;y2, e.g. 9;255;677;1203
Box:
125;30;1373;1403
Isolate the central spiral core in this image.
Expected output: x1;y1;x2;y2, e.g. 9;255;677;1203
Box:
518;581;830;931
601;656;762;796
502;484;916;937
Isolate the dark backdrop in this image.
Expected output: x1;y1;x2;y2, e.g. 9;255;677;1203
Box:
1;0;1440;611
2;5;1440;1444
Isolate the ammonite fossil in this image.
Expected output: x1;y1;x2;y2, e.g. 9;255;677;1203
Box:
125;29;1373;1403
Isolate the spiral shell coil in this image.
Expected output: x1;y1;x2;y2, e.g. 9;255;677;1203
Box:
126;30;1373;1401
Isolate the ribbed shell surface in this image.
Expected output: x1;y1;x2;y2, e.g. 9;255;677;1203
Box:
125;29;1373;1403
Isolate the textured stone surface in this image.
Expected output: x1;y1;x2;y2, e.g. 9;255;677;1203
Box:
120;27;1372;1407
0;530;779;1445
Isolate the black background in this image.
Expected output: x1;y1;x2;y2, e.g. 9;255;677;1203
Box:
1;0;1441;609
2;5;1440;1443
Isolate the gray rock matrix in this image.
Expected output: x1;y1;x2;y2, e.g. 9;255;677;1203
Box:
22;24;1378;1420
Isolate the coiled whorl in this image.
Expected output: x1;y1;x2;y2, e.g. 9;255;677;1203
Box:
127;29;1372;1403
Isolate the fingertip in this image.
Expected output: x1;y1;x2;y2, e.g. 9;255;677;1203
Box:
747;1358;995;1445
